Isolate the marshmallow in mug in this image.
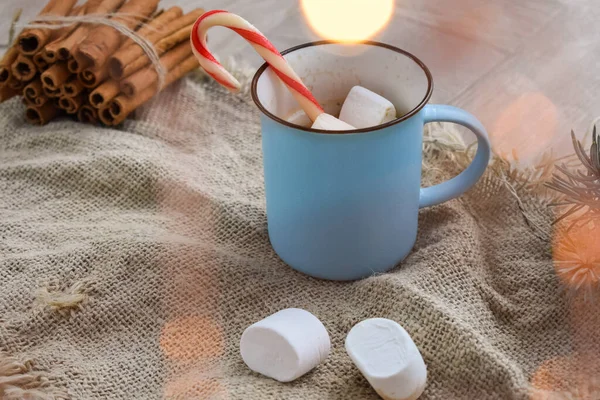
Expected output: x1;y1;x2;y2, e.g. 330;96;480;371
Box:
312;113;355;131
240;308;330;382
285;110;356;131
285;86;397;131
339;86;397;129
346;318;427;400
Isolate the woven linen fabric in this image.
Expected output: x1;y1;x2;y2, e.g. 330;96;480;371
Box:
0;77;594;400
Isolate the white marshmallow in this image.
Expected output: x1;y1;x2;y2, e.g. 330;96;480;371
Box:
345;318;427;400
285;109;312;128
240;308;330;382
339;86;397;129
311;113;356;131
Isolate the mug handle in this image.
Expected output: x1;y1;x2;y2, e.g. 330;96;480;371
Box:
419;104;491;208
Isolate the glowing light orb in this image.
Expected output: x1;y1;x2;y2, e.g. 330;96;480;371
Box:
301;0;394;42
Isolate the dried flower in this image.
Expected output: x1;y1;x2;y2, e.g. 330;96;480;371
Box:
545;128;600;228
553;222;600;297
547;127;600;297
7;8;22;47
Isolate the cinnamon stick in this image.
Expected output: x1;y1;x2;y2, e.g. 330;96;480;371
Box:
57;27;87;61
22;96;35;107
108;9;204;80
121;41;192;97
33;51;50;71
14;0;58;58
8;78;25;91
74;0;160;70
58;93;84;114
120;6;183;48
39;0;60;16
26;102;59;125
0;46;19;85
0;85;19;102
89;80;120;108
38;0;59;17
57;0;124;61
0;69;12;86
24;80;44;103
98;106;115;125
43;4;87;63
107;55;198;125
79;65;109;88
0;68;12;86
79;0;106;13
41;63;70;90
18;0;78;55
58;97;69;111
78;104;99;124
151;9;165;20
0;45;19;65
35;94;49;107
61;77;85;97
156;25;198;54
43;85;61;98
67;58;80;74
11;54;37;81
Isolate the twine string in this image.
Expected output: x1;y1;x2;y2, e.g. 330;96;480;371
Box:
18;13;166;89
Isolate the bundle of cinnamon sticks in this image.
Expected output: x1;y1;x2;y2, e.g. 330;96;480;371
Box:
0;0;203;125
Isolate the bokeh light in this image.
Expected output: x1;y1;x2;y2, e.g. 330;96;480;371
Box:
530;356;600;399
160;315;223;361
164;370;229;400
301;0;394;42
492;92;557;160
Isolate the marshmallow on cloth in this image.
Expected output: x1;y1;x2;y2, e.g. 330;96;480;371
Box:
346;318;427;400
339;86;397;129
311;113;355;131
240;308;331;382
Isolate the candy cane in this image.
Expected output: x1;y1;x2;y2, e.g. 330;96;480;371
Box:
190;10;324;122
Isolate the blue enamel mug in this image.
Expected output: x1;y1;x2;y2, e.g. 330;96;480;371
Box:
251;41;491;281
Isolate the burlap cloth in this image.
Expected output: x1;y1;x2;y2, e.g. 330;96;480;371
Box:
1;73;597;400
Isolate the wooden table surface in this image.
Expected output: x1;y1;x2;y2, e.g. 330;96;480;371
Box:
2;0;598;163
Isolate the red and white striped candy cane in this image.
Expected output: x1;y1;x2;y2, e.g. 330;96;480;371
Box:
190;10;324;122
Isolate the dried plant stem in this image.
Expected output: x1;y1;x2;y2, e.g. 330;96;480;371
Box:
546;128;600;228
